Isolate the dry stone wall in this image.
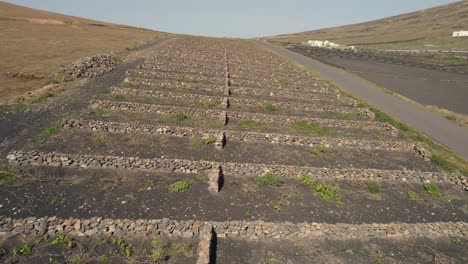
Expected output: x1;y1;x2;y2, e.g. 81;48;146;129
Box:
61;119;427;160
90;100;395;135
7;151;463;186
1;217;466;241
111;87;372;118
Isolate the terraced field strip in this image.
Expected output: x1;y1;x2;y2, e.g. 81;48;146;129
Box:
7;151;463;185
1;217;466;241
121;79;357;106
90;100;397;137
111;87;372;118
61;119;429;159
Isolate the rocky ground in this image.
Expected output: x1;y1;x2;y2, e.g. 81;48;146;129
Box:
0;37;466;263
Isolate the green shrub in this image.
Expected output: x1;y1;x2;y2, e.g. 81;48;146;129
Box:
169;180;192;192
255;172;284;186
204;137;216;144
423;183;441;197
365;181;380;194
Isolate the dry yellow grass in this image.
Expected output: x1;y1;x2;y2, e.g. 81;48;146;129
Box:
0;1;171;101
267;0;468;50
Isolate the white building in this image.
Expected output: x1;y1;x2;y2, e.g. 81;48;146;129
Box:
307;40;340;48
452;31;468;37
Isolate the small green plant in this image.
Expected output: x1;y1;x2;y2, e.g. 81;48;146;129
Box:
244;210;253;218
264;103;278;112
451;238;462;245
13;244;32;256
52;234;73;248
309;145;331;158
31;91;55;104
204;137;216;144
169;180;192;192
279;79;289;86
145;179;155;188
41;123;60;136
50;195;62;205
272;202;282;211
292;121;331;136
113;94;125;101
0;171;15;188
191;139;202;150
35;235;49;244
100;254;110;262
407;190;421;201
310;147;320;158
299;173;342;203
111;237;133;257
423;183;441;197
241;120;267;131
163;111;189;121
255;172;284;186
365;181;380;194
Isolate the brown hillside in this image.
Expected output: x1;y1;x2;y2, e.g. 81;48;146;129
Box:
267;0;468;50
0;1;170;100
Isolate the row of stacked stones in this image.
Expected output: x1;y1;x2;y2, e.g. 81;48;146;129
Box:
110;87;373;118
90;99;397;136
7;150;463;186
1;217;466;240
60;54;118;78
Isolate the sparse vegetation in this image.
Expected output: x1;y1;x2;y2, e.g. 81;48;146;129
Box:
45;72;75;85
92;135;108;143
52;234;73;248
113;94;125;101
111;237;133;257
150;238;193;261
31;91;55;104
145;179;155;188
299;173;342;203
12;244;32;256
41;123;61;136
244;209;253;218
0;171;15;187
162;111;189;121
264;103;278;112
255;172;285;186
407;190;421;201
309;145;331;158
204;137;216;144
241;120;267;131
292;121;331;136
423;183;441;198
169;180;192;192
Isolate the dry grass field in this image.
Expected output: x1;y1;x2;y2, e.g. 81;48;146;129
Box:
0;1;170;101
267;0;468;50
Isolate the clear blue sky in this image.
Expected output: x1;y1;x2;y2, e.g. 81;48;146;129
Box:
6;0;461;38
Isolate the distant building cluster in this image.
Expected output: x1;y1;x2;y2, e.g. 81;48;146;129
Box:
452;30;468;37
307;40;355;50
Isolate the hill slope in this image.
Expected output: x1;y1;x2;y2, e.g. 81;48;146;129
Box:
267;0;468;50
0;1;170;100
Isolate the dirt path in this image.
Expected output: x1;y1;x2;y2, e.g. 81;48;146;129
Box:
258;41;468;160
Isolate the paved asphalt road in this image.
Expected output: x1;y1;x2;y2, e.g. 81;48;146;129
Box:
257;41;468;160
